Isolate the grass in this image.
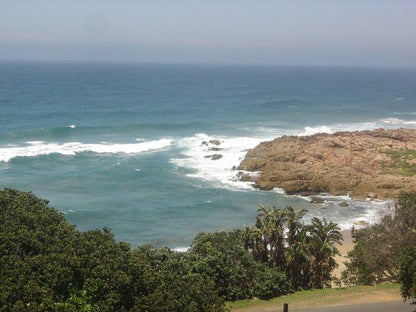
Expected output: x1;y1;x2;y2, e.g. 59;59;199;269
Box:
381;149;416;177
227;283;401;311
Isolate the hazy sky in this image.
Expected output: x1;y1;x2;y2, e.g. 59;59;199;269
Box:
1;0;415;67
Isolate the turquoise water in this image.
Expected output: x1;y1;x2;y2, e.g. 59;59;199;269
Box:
1;62;415;248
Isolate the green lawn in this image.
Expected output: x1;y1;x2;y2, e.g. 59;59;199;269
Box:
227;283;401;311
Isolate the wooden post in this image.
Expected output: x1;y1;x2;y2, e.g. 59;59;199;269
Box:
283;302;288;312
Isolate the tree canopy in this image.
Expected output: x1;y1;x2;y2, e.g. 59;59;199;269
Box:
342;192;416;300
0;189;224;312
4;188;381;310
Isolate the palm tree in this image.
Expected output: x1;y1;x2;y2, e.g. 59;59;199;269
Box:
242;225;268;264
244;205;290;269
255;205;289;269
286;227;311;289
285;206;307;248
307;217;343;288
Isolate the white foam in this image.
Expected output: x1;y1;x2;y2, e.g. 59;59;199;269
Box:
296;122;382;137
0;139;172;162
297;193;395;231
169;118;411;191
380;118;416;126
171;133;271;190
339;199;395;230
69;125;76;129
272;187;286;194
298;126;332;136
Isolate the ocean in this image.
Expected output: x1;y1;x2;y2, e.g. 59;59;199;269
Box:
1;62;415;249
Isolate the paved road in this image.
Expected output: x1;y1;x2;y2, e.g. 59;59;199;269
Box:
286;300;416;312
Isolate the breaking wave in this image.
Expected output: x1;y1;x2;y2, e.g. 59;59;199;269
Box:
0;139;172;162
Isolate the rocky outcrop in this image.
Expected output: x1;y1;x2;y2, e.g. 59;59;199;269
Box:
237;128;416;199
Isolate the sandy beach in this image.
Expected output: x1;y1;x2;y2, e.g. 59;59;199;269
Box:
333;229;354;282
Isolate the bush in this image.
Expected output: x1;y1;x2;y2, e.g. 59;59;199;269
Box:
189;231;258;300
399;246;416;300
342;192;416;287
255;266;292;300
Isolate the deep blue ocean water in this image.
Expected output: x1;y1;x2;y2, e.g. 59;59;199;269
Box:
1;62;415;248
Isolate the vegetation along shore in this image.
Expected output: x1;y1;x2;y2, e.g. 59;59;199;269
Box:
1;188;415;311
1;129;416;311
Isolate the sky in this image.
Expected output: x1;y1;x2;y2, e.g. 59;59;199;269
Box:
1;0;415;67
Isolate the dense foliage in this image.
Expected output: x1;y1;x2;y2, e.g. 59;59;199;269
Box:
399;246;416;300
189;231;259;300
1;188;346;311
0;189;224;312
342;192;416;299
243;206;342;290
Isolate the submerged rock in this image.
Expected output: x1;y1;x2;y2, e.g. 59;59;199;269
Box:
209;139;221;146
209;147;222;151
204;154;223;160
310;197;325;204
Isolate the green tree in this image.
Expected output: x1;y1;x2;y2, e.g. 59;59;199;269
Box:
133;245;225;312
285;207;310;290
76;228;135;312
189;231;258;300
255;266;292;300
243;205;342;290
399;246;416;300
54;289;99;312
0;189;226;311
286;227;311;290
342;192;416;286
0;188;81;311
307;218;342;289
243;206;290;269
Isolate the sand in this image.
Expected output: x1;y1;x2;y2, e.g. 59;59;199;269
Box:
333;229;354;283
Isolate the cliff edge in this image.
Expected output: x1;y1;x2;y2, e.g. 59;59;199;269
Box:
237;128;416;199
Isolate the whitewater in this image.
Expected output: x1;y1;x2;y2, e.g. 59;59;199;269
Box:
1;62;415;248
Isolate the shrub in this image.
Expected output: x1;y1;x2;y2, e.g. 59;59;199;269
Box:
399;246;416;300
255;266;292;300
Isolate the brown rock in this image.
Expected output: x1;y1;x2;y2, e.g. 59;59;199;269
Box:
238;128;416;199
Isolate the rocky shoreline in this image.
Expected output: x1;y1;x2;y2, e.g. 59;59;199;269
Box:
237;128;416;200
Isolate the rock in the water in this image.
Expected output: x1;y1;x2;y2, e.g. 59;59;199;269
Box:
339;201;349;207
204;154;223;160
236;171;253;182
209;139;221;146
310;196;325;204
